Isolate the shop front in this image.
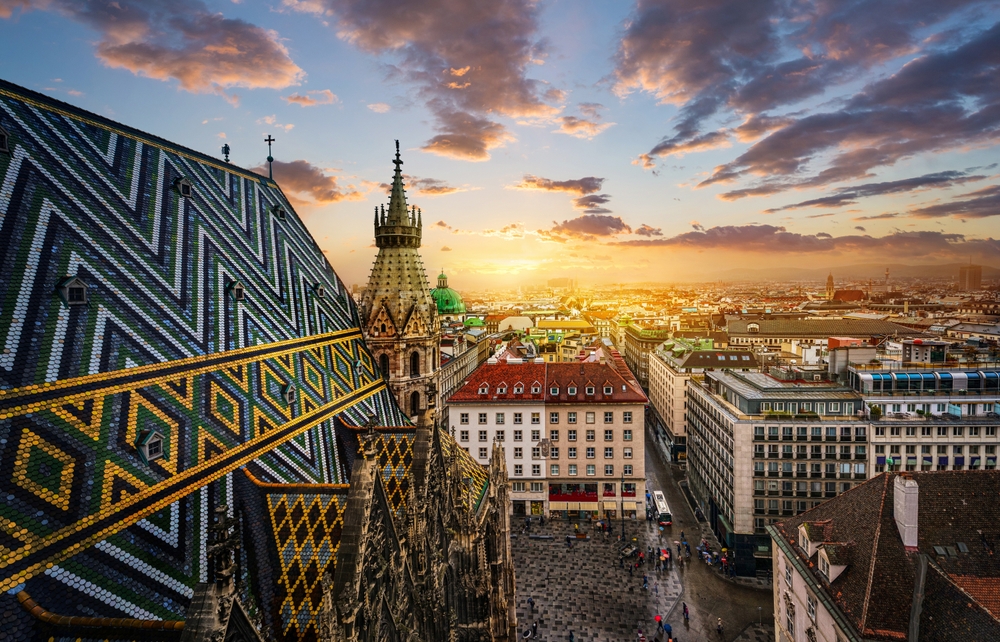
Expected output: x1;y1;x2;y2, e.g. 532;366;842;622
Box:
530;501;545;515
549;483;599;520
512;501;526;516
622;501;638;519
602;500;617;520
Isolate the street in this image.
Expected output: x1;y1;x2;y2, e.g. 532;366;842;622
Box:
509;420;774;641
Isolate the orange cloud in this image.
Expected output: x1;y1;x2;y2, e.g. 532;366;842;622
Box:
12;0;304;102
251;159;361;207
283;89;338;106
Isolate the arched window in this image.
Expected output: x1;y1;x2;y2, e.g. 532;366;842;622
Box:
410;351;420;377
380;323;387;333
410;391;421;415
379;353;390;379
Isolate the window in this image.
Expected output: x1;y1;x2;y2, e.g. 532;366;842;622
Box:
460;430;469;442
532;447;541;459
478;447;487;459
174;177;194;198
530;482;544;492
568;412;577;424
550;447;559;458
511;482;525;492
496;413;505;424
531;413;541;424
514;447;523;459
478;413;487;425
514;464;523;476
550;429;559;441
568;386;577;395
971;426;980;436
623;464;633;475
497;385;507;395
379;353;390;378
532;464;541;476
605;465;614;475
586;447;595;458
819;555;830;577
550;412;559;424
623;447;632;459
623;411;632;423
550;386;559;395
586;386;595;395
586;464;596;476
514;430;523;441
410;351;420;376
460;413;469;425
568;429;577;441
531;429;541;441
954;426;964;436
568;464;578;475
586;430;595;441
568;447;577;458
551;464;560;476
603;411;613;424
623;429;633;441
479;430;487;442
514;384;523;394
604;447;614;458
604;429;614;441
786;607;795;638
531;384;541;394
586;412;596;424
514;413;523;424
496;430;505;441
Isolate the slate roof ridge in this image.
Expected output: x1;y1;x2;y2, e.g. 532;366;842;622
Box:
0;77;270;183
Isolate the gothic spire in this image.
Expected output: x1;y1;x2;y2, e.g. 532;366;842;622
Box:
387;140;410;226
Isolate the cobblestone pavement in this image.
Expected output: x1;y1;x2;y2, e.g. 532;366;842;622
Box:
512;520;683;641
509;418;775;641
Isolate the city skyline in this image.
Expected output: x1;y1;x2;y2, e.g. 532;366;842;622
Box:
2;0;999;288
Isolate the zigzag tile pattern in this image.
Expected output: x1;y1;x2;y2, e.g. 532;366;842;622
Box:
0;79;406;634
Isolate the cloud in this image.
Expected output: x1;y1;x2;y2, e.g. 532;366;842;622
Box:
290;0;560;160
441;245;452;251
690;220;704;231
378;175;468;197
855;226;867;232
510;175;604;196
853;212;901;221
908;185;1000;219
554;116;615;139
636;130;730;168
367;102;390;113
611;224;1000;259
542;214;632;242
635;224;663;237
432;220;451;229
7;0;305;103
572;194;613;214
257;114;294;131
762;170;988;212
482;223;526;239
702;22;1000;196
283;89;338;106
250;159;360;206
613;0;990;170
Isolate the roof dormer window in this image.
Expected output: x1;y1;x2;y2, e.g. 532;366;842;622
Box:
272;204;287;221
479;383;489;395
747;322;760;334
56;276;89;306
136;428;166;465
819;553;829;578
514;384;524;394
281;383;297;405
226;280;246;302
568;386;577;395
603;386;613;395
550;386;559;395
0;125;9;154
497;384;507;395
531;383;541;394
586;386;595;395
313;282;326;298
174;177;194;198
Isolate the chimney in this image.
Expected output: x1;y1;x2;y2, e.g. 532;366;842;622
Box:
893;474;919;551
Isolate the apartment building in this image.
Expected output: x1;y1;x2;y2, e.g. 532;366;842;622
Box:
446;351;648;519
647;337;758;461
447;361;548;516
622;324;672;387
686;368;865;577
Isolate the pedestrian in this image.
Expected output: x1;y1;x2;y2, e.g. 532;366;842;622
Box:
717;618;724;635
540;514;545;527
654;582;659;596
532;621;538;636
657;619;663;633
680;531;684;541
629;565;633;577
528;596;535;611
620;557;624;569
682;602;689;621
664;623;672;637
569;632;574;642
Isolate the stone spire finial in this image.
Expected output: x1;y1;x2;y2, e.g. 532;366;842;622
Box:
387;141;409;226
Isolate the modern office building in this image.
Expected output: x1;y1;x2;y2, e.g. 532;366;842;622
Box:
958;264;983;291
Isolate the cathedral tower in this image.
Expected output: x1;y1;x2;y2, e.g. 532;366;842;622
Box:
360;142;440;419
826;272;835;300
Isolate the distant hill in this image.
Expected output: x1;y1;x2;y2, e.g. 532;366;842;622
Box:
698;263;1000;283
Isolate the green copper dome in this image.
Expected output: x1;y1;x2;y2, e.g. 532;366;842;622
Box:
464;317;484;327
431;271;466;315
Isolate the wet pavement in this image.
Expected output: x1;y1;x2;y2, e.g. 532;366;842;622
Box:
509;420;774;641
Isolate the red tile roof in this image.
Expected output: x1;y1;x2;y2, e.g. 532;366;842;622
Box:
447;362;547;403
446;360;647;404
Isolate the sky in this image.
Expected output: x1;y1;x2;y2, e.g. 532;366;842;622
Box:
1;0;999;289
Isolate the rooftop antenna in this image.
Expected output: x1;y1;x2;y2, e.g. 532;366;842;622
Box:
220;143;230;163
264;134;275;179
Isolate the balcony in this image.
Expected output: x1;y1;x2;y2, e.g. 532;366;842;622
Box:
840;436;853;442
825;436;838;442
